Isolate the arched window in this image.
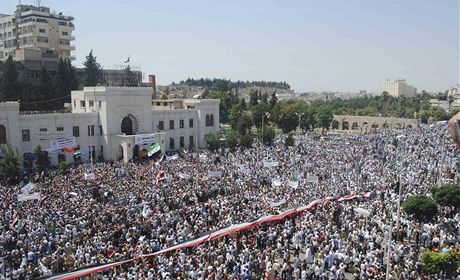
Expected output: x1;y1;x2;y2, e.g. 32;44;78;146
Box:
121;117;133;135
210;114;214;126
0;125;6;144
205;114;210;127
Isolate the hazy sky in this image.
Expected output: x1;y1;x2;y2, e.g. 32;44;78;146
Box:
1;0;459;92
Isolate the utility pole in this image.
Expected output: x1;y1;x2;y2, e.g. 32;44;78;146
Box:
385;217;393;280
261;112;270;143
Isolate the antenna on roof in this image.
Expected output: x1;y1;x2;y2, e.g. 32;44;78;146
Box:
37;0;41;7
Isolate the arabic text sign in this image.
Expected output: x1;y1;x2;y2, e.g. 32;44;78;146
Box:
135;134;156;145
49;137;76;151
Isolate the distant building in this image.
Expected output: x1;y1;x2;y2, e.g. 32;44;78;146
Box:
448;84;460;108
429;99;449;111
0;4;75;61
383;79;417;97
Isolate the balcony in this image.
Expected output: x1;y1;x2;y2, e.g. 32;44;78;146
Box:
70;45;76;51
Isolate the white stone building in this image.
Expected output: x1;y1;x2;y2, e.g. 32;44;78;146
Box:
448;84;460;108
383;79;417;98
0;87;220;165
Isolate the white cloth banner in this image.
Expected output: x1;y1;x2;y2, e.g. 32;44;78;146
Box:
84;173;95;180
166;154;179;161
18;192;41;202
287;180;299;189
178;172;191;180
263;160;279;168
49;137;76;151
135;134;156;145
208;171;222;178
306;175;319;183
272;178;282;187
268;199;286;207
20;183;35;194
237;164;251;175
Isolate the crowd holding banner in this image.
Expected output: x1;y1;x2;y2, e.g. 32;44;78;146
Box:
0;123;459;279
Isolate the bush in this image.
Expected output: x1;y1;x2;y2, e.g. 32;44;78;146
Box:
259;126;276;146
59;162;69;175
240;133;253;149
285;133;295;147
434;184;460;208
225;130;239;151
0;144;21;178
421;247;460;278
403;195;438;222
204;133;220;152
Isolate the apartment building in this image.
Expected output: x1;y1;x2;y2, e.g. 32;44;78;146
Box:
383;79;417;98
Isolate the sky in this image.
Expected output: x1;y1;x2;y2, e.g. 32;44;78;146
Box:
1;0;459;92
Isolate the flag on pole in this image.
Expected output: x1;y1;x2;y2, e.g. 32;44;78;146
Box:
157;170;165;184
124;56;130;63
292;170;299;182
147;143;161;157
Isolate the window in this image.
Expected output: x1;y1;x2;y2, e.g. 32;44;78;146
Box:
98;101;102;108
73;100;76;108
180;136;184;148
189;119;194;128
156;102;161;106
62;31;68;36
22;129;30;142
89;100;94;107
180;120;184;129
206;114;214;127
37;36;48;43
169;138;175;150
59;39;70;45
57;127;64;131
73;126;80;137
169;120;174;130
0;125;6;144
80;101;85;108
39;128;47;132
189;136;194;148
99;125;103;135
158;121;164;131
88;125;94;136
39;28;46;33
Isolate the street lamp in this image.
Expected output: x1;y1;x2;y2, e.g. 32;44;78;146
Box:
261;112;271;143
295;112;304;132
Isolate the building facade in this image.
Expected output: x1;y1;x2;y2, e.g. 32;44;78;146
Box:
0;4;75;61
448;84;460;108
0;87;220;166
383;79;417;98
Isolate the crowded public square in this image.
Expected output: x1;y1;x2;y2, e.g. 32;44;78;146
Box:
1;123;460;279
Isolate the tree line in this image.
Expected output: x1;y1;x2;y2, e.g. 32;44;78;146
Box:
178;78;291;92
0;50;139;111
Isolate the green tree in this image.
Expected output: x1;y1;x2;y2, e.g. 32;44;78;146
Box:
0;55;19;101
277;103;299;133
83;50;102;86
229;104;243;129
269;91;278;110
207;92;232;123
285;133;295;147
204;133;220;152
249;89;259;108
55;58;70;108
259;126;276;146
240;133;253;149
225;129;239;151
238;111;253;136
34;145;48;172
0;144;21;178
58;161;69;175
38;66;55;110
251;102;270;129
421;247;460;278
434;184;460;208
403;195;438;222
315;105;333;131
239;98;247;111
66;59;79;90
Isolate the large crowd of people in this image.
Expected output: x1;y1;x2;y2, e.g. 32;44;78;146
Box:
1;123;459;279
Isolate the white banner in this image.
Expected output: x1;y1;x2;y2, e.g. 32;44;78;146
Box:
306;175;319;183
208;171;222;178
135;134;156;145
18;192;41;202
268;199;286;207
178;172;191;180
287;180;299;189
166;154;179;161
272;178;282;187
237;164;251;175
49;137;76;151
263;160;279;168
84;173;95;180
34;131;71;140
20;183;35;194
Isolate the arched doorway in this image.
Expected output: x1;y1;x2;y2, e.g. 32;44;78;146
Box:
351;122;359;130
121;115;138;135
117;145;124;161
0;125;6;144
342;121;349;130
331;120;339;130
133;144;140;158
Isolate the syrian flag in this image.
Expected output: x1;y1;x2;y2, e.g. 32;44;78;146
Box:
156;170;165;184
147;143;161;157
124;56;130;63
